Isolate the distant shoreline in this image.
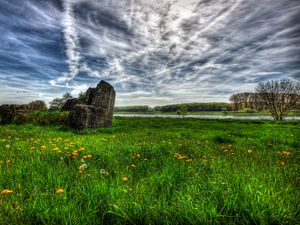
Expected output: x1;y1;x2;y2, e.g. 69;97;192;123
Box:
114;113;300;120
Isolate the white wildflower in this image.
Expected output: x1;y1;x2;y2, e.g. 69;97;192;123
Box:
100;169;109;177
79;164;88;172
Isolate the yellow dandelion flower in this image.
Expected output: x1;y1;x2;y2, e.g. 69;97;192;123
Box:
174;153;181;157
53;147;59;151
72;150;78;158
134;153;141;158
121;177;129;182
56;188;64;194
282;151;293;156
85;154;92;159
1;189;13;195
40;146;46;151
79;147;85;151
177;155;187;160
6;160;12;164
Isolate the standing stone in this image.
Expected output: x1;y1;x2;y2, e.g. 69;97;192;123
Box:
69;80;116;129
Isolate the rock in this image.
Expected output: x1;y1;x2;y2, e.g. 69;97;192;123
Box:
0;101;47;125
70;105;107;129
69;80;116;129
61;98;85;111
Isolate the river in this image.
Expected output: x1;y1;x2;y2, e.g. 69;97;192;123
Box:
114;114;300;120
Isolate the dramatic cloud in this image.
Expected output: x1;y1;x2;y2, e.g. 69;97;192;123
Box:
0;0;299;106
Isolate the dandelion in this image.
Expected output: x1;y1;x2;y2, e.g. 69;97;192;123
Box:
280;160;285;166
1;189;13;195
72;150;78;158
247;150;253;154
121;177;129;182
56;188;64;194
0;160;3;164
277;151;293;156
40;146;46;151
53;147;59;151
83;154;92;159
79;147;85;152
6;160;12;164
177;155;187;160
174;153;181;157
134;153;141;158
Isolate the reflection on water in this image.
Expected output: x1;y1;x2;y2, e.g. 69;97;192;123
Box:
114;114;300;120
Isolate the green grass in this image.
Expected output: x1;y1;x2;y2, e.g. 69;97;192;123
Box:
0;117;299;225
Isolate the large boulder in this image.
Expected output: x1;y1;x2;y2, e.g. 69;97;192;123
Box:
69;80;116;129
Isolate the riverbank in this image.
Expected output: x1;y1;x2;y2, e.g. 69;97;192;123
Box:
114;113;300;120
114;110;300;117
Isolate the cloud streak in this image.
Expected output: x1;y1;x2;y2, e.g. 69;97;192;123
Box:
55;0;81;83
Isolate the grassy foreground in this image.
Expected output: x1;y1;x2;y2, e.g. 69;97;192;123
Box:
0;117;299;225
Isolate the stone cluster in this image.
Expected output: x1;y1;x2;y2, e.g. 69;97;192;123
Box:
66;80;116;129
0;100;47;124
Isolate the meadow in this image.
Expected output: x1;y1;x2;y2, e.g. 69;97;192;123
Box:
0;117;299;225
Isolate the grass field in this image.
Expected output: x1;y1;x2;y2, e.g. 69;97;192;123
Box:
0;117;299;225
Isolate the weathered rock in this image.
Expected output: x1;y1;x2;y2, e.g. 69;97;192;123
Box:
0;104;30;124
69;80;115;129
0;101;47;125
70;105;107;129
61;98;85;111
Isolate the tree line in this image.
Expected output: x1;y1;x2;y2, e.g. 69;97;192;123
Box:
114;103;232;113
230;78;300;120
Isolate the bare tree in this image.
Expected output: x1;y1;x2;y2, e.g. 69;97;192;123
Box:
255;78;300;120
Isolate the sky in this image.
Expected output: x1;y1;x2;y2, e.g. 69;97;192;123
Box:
0;0;299;106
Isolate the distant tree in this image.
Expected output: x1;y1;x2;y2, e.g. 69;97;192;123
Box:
255;78;300;120
176;104;188;118
28;100;47;111
229;93;243;111
49;93;73;111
